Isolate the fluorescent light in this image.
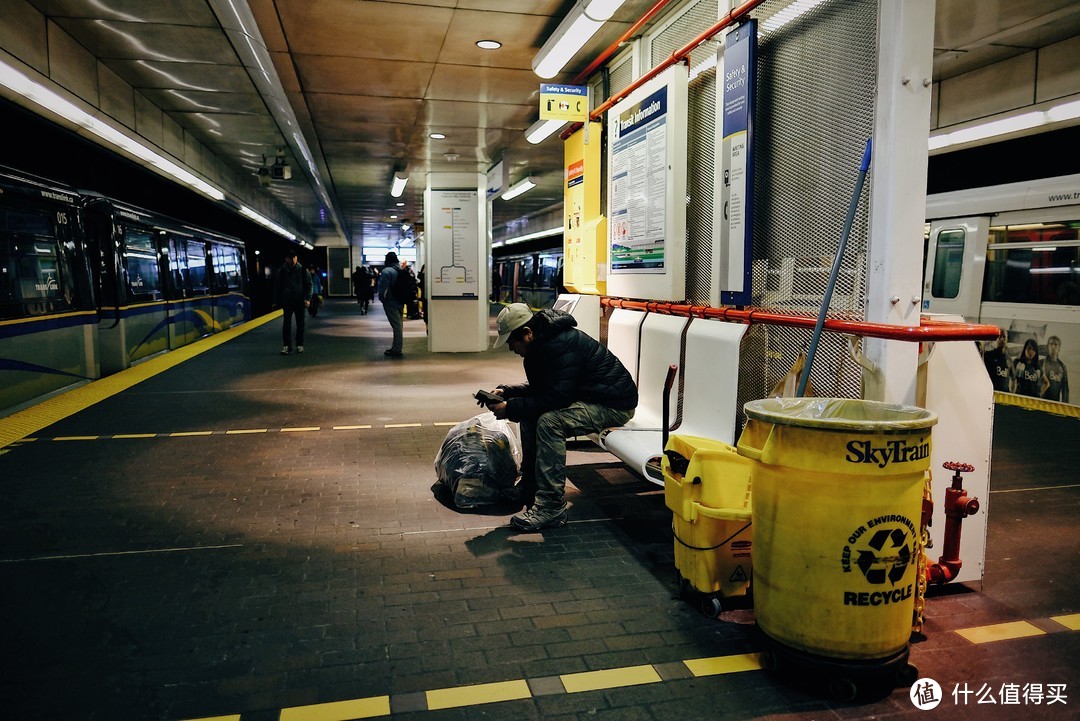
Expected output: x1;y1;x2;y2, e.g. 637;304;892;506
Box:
391;173;408;197
533;0;627;79
493;225;563;248
501;177;537;200
0;58;225;202
239;205;297;240
526;118;568;144
929;97;1080;151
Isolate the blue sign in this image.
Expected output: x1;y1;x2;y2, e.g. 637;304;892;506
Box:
720;20;756;307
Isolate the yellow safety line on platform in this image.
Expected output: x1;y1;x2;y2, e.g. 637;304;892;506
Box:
684;653;763;676
957;620;1045;644
1050;613;1080;631
561;664;662;693
993;391;1080;418
333;425;373;430
15;423;465;442
174;617;1080;721
278;695;391;721
426;679;531;710
0;312;279;450
224;428;268;434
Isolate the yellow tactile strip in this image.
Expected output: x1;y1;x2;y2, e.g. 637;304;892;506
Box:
173;617;1080;721
0;312;280;451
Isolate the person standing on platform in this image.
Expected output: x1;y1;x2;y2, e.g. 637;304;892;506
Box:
481;303;637;532
273;248;311;355
377;251;404;357
308;265;322;317
353;265;370;313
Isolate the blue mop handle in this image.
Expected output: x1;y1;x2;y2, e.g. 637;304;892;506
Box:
796;138;872;397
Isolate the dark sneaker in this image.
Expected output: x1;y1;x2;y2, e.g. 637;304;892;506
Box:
510;505;567;532
281;346;291;355
384;349;403;357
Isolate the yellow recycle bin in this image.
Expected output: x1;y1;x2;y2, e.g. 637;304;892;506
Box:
662;434;753;616
738;397;937;665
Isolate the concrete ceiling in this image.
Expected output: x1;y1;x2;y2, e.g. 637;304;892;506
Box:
20;0;1080;246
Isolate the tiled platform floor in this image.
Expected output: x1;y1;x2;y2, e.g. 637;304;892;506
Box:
0;299;1076;720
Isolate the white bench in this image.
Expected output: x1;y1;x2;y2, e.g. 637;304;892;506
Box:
597;310;746;485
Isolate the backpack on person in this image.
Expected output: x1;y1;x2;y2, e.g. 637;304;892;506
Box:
391;267;418;304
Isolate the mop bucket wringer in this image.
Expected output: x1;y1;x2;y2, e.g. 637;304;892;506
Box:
662;434;753;616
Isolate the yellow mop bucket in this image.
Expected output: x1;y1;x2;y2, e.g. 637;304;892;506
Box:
662;434;753;611
738;397;937;661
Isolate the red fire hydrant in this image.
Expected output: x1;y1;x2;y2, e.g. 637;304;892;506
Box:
927;461;980;585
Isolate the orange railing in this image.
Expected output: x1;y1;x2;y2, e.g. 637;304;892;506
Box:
601;297;1001;342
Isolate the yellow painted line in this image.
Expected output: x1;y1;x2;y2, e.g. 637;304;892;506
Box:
957;620;1046;644
225;428;268;435
113;433;157;439
333;425;372;430
1050;613;1080;631
0;311;278;450
53;436;98;441
560;664;662;693
280;426;320;432
170;431;213;437
426;679;531;710
683;653;763;676
385;423;422;428
279;695;390;721
433;422;459;426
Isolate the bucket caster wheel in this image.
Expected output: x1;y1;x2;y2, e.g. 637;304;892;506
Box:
827;676;858;703
700;595;723;618
895;663;919;687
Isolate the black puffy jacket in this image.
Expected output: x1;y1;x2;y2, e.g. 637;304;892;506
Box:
499;309;637;422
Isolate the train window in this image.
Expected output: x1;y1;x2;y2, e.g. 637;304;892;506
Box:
983;222;1080;305
212;244;243;291
123;229;162;302
187;240;208;295
0;209;71;318
930;229;965;298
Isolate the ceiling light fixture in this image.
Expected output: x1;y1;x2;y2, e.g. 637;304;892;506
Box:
429;132;446;139
532;0;626;79
501;176;537;201
476;39;502;50
526;117;568;144
390;172;408;197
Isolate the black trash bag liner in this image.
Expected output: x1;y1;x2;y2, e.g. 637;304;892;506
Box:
432;412;521;510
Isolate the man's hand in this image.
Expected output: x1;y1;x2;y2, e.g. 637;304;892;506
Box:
489;401;508;420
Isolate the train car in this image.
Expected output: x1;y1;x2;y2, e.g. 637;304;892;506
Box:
0;166;250;415
83;196;249;374
0;168;98;413
923;173;1079;407
492;244;564;310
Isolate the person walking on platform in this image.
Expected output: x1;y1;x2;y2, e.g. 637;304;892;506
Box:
308;265;323;317
377;251;404;357
482;303;637;531
273;247;311;355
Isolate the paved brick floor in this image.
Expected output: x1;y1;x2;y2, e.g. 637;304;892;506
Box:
0;299;1075;720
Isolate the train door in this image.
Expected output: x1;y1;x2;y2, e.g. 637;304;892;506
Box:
922;216;989;319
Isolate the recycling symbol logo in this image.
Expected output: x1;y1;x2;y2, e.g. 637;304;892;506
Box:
855;528;910;585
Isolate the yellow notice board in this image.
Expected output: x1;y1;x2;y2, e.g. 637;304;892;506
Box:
563;122;604;295
540;84;589;122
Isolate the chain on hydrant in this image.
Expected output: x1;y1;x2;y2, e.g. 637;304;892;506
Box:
926;461;981;585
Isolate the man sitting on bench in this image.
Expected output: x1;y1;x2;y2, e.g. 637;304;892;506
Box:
481;303;638;532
